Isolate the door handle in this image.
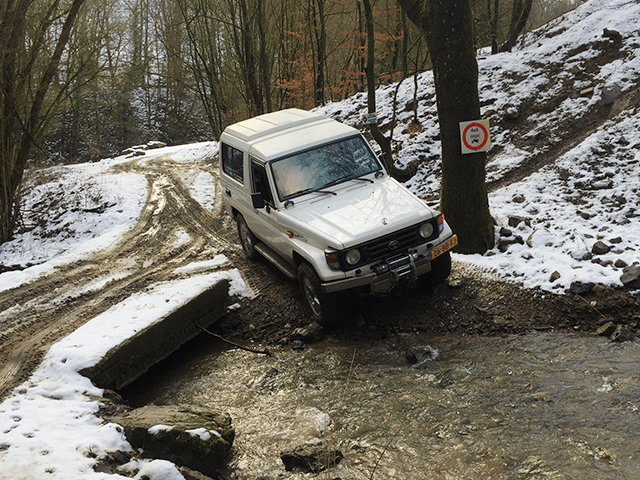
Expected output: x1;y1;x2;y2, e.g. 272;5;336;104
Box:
225;188;231;197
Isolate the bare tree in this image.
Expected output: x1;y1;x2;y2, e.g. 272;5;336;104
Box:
1;0;88;243
501;0;533;52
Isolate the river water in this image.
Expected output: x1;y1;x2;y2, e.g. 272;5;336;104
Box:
124;332;640;480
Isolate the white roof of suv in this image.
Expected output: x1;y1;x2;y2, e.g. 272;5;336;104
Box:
221;108;359;161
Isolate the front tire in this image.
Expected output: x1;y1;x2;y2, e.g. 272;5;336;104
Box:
298;262;340;324
236;213;258;260
428;251;452;284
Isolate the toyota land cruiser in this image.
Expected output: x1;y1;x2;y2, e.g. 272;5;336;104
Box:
219;108;457;322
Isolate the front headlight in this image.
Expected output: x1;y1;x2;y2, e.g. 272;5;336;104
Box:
419;222;435;239
345;248;361;266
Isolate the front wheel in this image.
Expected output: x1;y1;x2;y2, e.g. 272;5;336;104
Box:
428;251;452;284
298;262;341;324
236;213;258;260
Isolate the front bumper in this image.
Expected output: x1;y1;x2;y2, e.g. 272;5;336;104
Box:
321;234;458;294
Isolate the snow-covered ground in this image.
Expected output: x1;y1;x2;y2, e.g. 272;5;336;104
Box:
1;0;639;478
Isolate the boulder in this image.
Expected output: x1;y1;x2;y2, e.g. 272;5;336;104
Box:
406;345;439;368
291;322;325;343
570;281;595;295
281;442;343;473
110;404;234;476
591;241;611;255
596;321;617;337
621;265;640;289
508;215;530;228
611;324;634;343
497;235;524;252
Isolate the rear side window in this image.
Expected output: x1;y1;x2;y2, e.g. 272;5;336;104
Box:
221;143;244;183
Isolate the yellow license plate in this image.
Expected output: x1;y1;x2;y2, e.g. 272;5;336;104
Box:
431;235;458;259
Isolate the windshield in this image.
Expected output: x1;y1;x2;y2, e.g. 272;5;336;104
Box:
270;135;382;200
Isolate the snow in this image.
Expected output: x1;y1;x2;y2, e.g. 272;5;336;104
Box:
1;0;640;478
0;145;249;479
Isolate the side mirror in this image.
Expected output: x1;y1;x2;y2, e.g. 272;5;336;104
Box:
251;192;265;209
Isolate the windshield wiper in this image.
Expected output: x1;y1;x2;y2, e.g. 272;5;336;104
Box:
350;175;374;184
284;187;337;200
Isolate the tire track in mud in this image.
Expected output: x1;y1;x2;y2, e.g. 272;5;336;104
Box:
0;152;251;401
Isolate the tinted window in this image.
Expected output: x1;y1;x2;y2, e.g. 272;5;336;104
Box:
221;143;244;183
251;160;274;206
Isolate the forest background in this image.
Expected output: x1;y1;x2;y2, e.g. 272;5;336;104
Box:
0;0;583;244
15;0;582;165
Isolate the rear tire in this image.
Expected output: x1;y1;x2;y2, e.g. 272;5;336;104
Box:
298;262;341;324
236;213;258;260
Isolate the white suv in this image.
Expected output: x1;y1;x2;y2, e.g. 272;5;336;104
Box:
219;108;457;322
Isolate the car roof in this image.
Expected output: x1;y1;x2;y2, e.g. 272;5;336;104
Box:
221;108;359;161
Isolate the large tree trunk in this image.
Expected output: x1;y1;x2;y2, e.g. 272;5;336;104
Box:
397;0;494;253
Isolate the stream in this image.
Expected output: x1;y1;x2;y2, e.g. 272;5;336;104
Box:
123;332;640;480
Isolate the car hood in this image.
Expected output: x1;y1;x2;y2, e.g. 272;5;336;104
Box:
282;178;435;249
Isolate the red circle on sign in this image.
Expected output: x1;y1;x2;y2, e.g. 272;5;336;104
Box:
462;122;489;151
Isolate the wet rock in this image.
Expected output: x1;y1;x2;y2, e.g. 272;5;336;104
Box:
281;442;343;473
592;241;611;255
615;258;628;268
549;271;561;283
291;322;324;343
406;345;439;368
611;324;634;343
621;265;640;289
109;404;234;476
290;339;306;351
596;321;617;337
570;281;595;295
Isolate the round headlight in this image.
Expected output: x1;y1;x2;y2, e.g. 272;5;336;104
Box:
345;248;361;266
419;222;435;239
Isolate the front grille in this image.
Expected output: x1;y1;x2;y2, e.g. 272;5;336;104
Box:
340;219;438;270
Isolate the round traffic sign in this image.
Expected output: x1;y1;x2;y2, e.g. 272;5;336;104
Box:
462;122;489;151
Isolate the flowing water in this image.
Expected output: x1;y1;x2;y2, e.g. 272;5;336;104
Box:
123;332;640;480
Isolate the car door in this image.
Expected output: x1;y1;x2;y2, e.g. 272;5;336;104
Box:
250;159;291;259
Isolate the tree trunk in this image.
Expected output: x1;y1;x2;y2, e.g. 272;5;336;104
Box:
501;0;533;52
363;0;413;182
397;0;494;253
311;0;326;106
489;0;499;54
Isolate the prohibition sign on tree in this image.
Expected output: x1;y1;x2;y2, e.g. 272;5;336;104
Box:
459;119;491;154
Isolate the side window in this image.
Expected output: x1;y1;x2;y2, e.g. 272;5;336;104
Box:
251;160;274;206
221;143;244;183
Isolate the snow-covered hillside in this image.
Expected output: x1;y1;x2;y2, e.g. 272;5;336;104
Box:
318;0;640;292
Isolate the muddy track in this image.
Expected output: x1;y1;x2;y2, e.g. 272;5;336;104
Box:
0;153;263;400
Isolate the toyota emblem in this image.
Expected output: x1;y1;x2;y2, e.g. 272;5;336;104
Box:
388;240;400;250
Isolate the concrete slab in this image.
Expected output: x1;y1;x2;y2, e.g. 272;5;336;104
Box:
81;279;229;390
